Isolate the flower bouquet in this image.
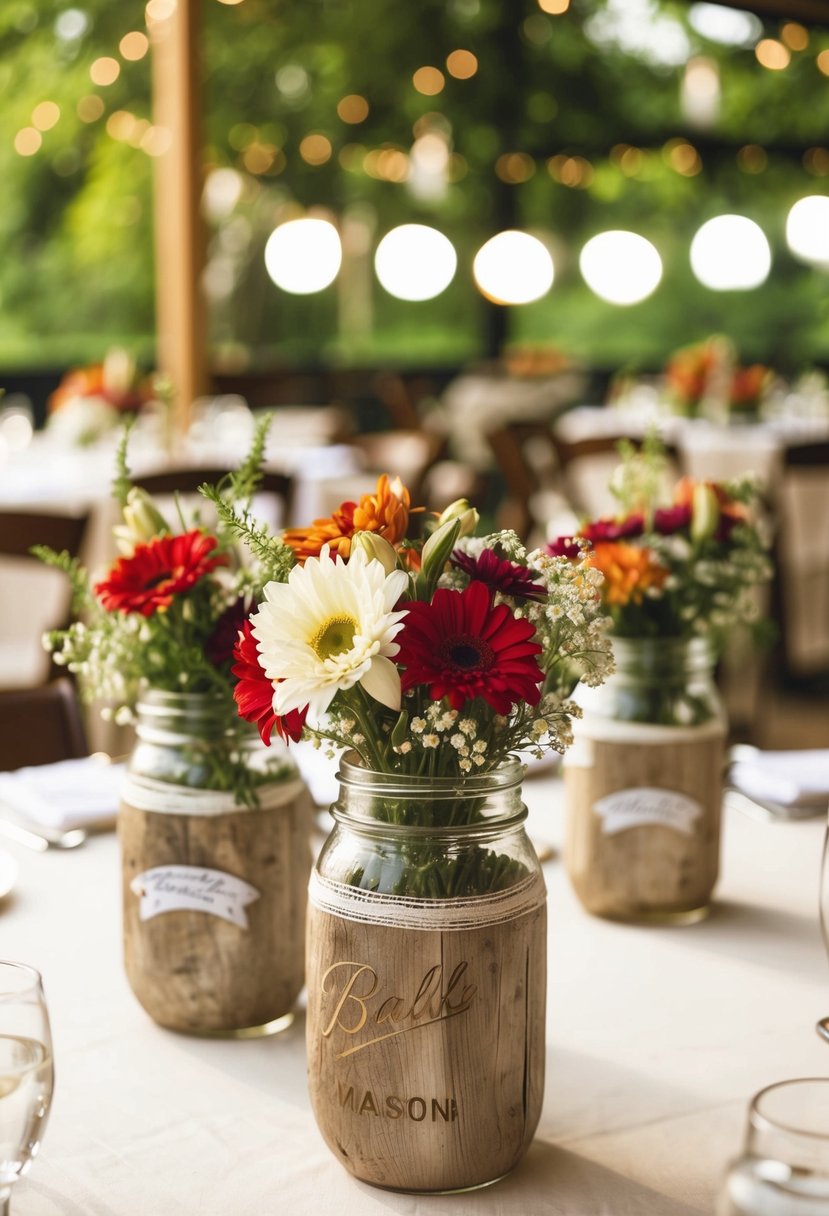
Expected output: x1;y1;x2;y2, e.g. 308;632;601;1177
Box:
727;363;773;421
663;336;729;417
547;436;772;666
37;418;308;1035
548;436;771;923
202;450;613;1190
211;467;614;889
47;348;162;447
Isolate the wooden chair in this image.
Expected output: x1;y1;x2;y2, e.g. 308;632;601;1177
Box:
0;679;88;771
551;433;682;518
0;509;90;685
132;468;295;530
0;509;88;562
770;440;829;685
350;430;447;509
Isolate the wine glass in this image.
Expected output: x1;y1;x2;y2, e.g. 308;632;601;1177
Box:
818;816;829;1044
0;962;54;1216
717;1079;829;1214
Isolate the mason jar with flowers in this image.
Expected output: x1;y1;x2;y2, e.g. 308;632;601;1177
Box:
37;420;311;1036
214;473;613;1192
548;437;772;924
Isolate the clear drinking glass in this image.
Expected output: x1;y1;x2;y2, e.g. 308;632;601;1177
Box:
817;820;829;1044
717;1079;829;1214
0;963;54;1216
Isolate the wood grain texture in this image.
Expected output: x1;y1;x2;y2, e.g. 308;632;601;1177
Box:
120;790;310;1033
306;891;546;1193
564;730;725;922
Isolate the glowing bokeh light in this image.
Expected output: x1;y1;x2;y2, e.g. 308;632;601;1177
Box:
337;95;369;123
120;31;149;60
472;231;554;305
55;8;88;40
446;49;478;78
14;128;42;157
374;225;457;301
203;168;244;220
77;95;105;123
145;0;176;23
786;196;829;267
781;22;808;51
690;215;771;290
579;230;663;305
687;3;760;46
32;102;60;131
755;39;790;70
264;218;342;294
90;57;120;86
412;67;445;96
299;134;332;165
538;0;569;13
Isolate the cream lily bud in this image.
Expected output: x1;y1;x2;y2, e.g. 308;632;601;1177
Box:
103;346;136;394
691;482;720;544
437;498;479;539
122;487;170;543
351;531;399;575
420;517;461;586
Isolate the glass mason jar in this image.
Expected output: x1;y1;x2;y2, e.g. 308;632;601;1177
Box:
306;753;547;1194
717;1079;829;1215
563;637;727;925
119;689;312;1036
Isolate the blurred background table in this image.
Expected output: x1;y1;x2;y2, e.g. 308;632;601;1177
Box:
4;772;828;1216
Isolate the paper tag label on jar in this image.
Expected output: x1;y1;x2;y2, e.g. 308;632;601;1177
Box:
130;866;260;929
593;788;701;838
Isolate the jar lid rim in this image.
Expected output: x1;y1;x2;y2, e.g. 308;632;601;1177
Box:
336;750;525;795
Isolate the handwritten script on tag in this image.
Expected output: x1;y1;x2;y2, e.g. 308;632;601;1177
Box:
594;788;701;838
130;866;260;929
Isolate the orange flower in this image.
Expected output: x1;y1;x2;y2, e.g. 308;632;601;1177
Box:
283;474;413;563
588;541;668;607
730;364;770;409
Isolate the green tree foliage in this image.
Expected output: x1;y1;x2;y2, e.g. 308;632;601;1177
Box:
1;0;828;372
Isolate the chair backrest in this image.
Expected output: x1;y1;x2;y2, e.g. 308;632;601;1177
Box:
0;679;88;771
552;433;681;520
350;430;446;508
771;440;829;680
486;421;558;540
0;509;89;561
0;510;91;686
132;468;295;530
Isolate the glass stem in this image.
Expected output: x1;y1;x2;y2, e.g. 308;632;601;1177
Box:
0;1187;10;1216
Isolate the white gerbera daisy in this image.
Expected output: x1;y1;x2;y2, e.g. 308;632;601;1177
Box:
250;544;409;723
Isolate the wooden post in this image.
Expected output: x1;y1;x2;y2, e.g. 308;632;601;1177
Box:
149;0;207;435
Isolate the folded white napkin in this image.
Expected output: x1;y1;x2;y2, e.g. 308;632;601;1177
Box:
0;756;125;832
730;749;829;810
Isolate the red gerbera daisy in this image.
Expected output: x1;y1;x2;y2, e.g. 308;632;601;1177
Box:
451;547;547;602
95;530;226;617
231;622;307;746
204;597;249;667
546;536;581;560
653;504;692;535
581;514;644;543
396;580;544;715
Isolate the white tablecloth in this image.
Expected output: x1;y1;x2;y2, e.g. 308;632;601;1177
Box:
3;774;829;1215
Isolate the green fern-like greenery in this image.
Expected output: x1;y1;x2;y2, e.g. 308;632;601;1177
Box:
111;416;137;508
199;485;295;585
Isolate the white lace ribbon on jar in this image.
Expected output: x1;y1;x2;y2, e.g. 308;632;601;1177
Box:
308;869;546;931
121;773;309;815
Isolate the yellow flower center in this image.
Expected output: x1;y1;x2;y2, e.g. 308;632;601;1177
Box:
311;614;358;660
